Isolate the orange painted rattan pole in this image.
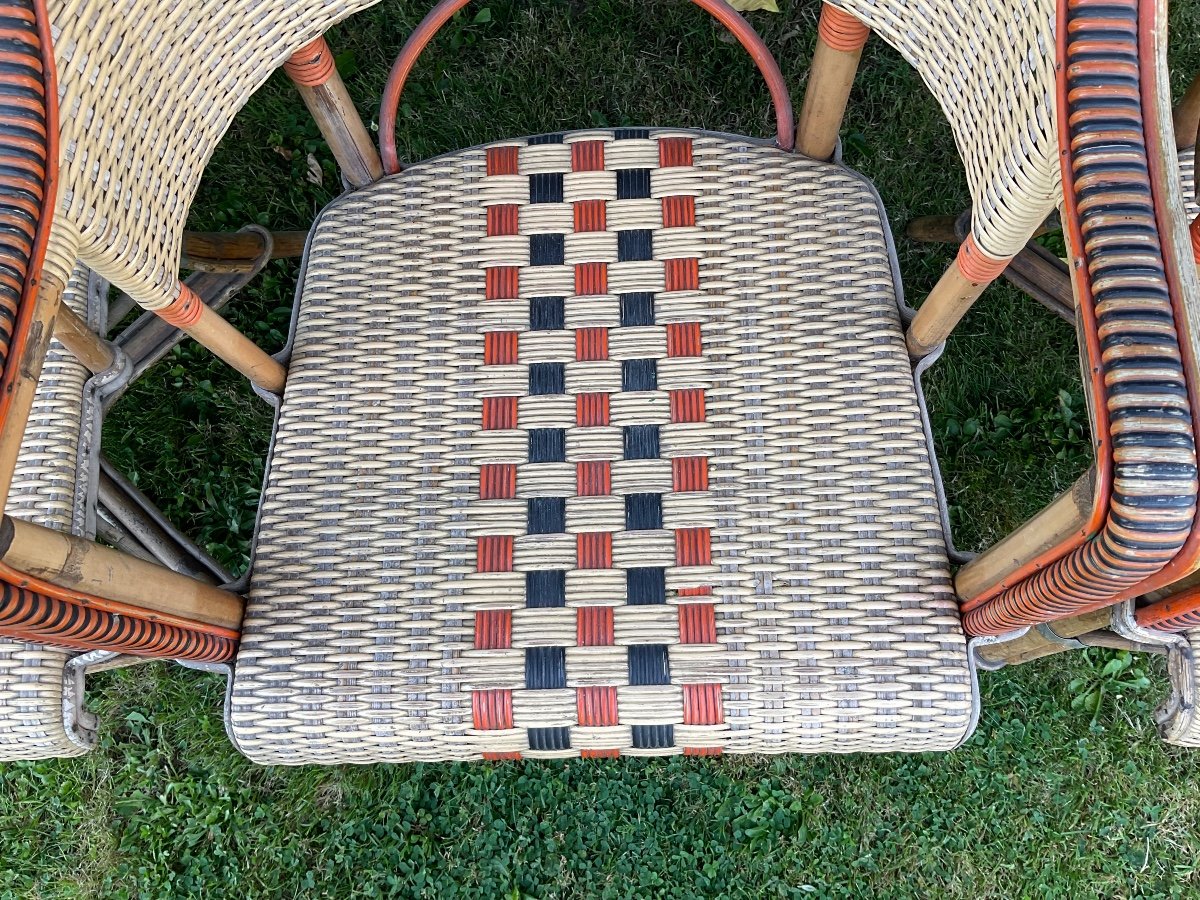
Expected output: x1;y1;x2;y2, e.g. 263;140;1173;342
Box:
378;0;796;174
795;5;869;160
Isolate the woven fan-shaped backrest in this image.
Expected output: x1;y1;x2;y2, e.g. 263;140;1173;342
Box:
829;0;1059;259
45;0;383;305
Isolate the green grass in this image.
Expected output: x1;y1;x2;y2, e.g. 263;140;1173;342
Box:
5;0;1200;896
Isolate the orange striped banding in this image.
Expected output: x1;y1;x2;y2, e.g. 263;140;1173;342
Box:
817;4;869;53
1191;214;1200;264
577;606;614;646
955;234;1012;284
576;531;613;569
576;685;618;725
282;37;335;88
576;460;611;496
157;283;205;328
474;609;512;649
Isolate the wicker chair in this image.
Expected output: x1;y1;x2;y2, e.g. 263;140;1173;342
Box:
2;0;1199;763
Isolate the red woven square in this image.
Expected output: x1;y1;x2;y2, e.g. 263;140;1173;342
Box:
474;609;512;649
571;140;605;172
473;689;514;729
486;146;519;175
658;137;693;167
577;685;619;726
573;199;607;232
479;463;516;499
669;388;706;423
576;327;609;360
483;331;518;365
575;262;607;295
477;536;514;572
678;603;717;644
577;605;614;646
671;456;709;492
576;393;610;426
486;266;519;300
664;258;699;291
675;528;712;566
577;532;613;569
483;751;523;761
682;683;724;725
682;746;722;757
580;748;620;759
576;460;612;496
661;196;696;228
481;396;517;430
666;322;702;357
486;204;519;236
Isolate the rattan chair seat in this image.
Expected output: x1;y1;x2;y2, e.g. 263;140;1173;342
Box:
0;266;96;760
229;129;974;763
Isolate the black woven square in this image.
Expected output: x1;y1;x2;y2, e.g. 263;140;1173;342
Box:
615;169;652;200
526;647;567;689
530;296;564;331
530;173;564;204
526;570;566;608
619;292;655;326
528;497;566;534
622;359;657;391
625;493;663;531
529;362;565;395
623;425;659;460
617;230;653;262
631;724;674;749
530;233;565;266
628;644;670;685
627;567;666;605
527;726;571;750
529;428;566;463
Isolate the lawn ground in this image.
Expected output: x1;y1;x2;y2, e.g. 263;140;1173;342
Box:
4;0;1200;896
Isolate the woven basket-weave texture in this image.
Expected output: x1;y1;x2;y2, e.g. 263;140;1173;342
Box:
0;266;94;760
829;0;1059;260
46;0;382;309
230;130;974;763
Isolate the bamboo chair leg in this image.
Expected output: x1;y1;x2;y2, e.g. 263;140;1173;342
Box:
181;230;308;272
906;235;1012;357
157;284;286;394
1173;70;1200;151
973;607;1117;667
284;37;383;188
795;5;869;160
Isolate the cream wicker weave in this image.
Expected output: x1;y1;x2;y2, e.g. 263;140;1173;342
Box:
229;131;974;763
0;266;94;760
827;0;1058;260
44;0;381;305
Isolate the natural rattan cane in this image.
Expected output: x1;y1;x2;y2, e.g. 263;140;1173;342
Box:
0;266;94;760
230;130;973;764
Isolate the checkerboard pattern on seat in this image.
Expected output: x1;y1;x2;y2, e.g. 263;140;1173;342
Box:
229;129;974;764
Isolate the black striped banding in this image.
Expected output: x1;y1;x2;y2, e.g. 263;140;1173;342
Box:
963;0;1198;635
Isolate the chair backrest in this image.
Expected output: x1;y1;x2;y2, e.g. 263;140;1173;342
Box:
829;0;1059;260
45;0;382;305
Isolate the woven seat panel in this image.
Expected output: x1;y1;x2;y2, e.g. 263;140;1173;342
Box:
0;266;92;760
231;130;972;764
